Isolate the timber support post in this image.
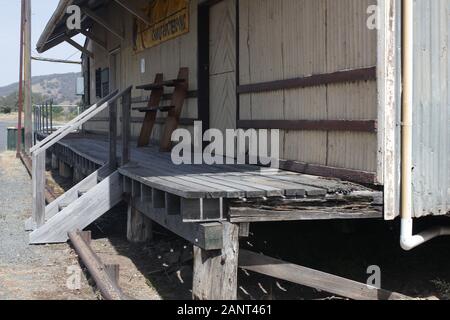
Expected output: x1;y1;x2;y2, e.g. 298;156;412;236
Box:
58;160;73;179
126;205;153;243
51;153;59;170
192;222;240;300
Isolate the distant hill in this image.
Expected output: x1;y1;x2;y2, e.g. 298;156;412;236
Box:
0;72;82;105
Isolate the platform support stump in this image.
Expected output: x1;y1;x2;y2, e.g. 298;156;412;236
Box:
127;205;153;243
73;167;85;184
192;222;239;300
51;154;59;170
58;160;72;179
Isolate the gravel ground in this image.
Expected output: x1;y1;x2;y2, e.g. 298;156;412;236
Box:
0;151;96;300
0;147;448;300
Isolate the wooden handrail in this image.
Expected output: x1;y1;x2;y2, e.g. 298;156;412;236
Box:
31;86;133;229
31;90;119;153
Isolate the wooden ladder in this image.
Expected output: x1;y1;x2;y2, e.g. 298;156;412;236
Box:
134;68;189;152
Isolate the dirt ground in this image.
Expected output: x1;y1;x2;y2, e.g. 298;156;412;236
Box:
0;151;96;300
1;151;449;300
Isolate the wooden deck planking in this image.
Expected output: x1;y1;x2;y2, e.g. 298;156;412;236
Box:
52;136;378;204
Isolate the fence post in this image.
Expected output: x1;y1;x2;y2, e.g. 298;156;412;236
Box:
50;100;53;133
109;100;117;170
46;102;49;134
121;88;132;166
32;151;46;227
33;106;37;145
41;104;44;134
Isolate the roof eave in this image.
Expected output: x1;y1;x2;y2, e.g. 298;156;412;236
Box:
36;0;75;53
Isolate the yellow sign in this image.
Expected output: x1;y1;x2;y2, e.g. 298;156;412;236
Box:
134;0;189;51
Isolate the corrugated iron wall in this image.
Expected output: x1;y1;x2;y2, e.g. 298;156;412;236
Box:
412;0;450;217
239;0;378;173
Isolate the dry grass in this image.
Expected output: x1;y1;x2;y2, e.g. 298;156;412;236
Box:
0;113;22;123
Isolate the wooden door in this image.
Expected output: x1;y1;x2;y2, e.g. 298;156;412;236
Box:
209;0;236;134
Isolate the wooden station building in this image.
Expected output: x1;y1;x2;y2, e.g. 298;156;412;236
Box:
29;0;449;300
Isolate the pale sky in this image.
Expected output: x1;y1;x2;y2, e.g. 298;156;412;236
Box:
0;0;85;87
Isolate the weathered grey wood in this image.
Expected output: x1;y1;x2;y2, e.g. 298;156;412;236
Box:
65;36;94;58
130;197;223;250
192;222;239;300
119;166;207;199
229;195;383;223
123;176;132;194
31;93;115;153
239;250;411;300
81;6;124;40
181;198;223;222
29;171;123;244
131;180;141;199
152;189;165;209
104;264;120;286
121;88;131;165
113;0;151;25
32;152;46;228
45;169;100;219
51;153;59;170
270;173;365;195
165;193;181;215
127;205;153;243
47;135;382;223
32;90;121;156
229;207;383;223
58;160;72;178
73;167;85;183
141;184;152;202
109;100;117;170
239;223;250;238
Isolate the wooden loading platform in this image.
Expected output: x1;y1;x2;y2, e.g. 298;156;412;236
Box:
31;132;392;300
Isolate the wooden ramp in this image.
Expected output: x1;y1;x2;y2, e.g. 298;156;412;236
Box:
29;170;122;244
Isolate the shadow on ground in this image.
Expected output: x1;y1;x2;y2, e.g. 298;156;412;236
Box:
49;164;450;300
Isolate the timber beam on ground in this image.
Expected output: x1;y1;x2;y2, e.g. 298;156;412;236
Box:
239;250;412;301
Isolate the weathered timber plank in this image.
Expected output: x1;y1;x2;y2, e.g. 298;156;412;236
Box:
239;250;411;300
32;152;46;228
127;205;153;243
29;171;123;244
119;165;208;199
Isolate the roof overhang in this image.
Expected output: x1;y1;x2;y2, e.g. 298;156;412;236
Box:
36;0;108;53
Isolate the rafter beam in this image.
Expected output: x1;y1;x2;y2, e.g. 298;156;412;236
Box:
41;29;79;52
65;36;94;59
80;28;107;50
81;7;124;40
113;0;151;26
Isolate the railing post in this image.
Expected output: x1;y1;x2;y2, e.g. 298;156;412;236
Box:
121;88;132;166
109;100;117;170
33;106;37;145
50;100;53;133
41;104;44;134
45;102;49;134
32;151;46;227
